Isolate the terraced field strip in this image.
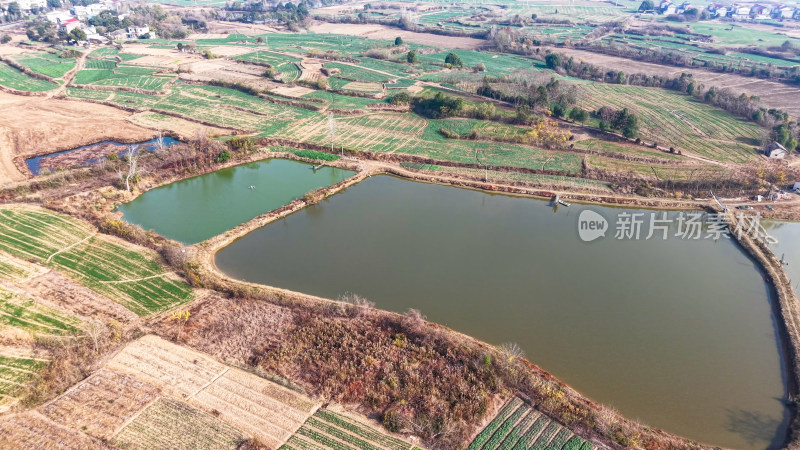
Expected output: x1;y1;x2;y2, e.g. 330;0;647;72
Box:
0;286;81;336
577;83;762;163
73;65;175;91
0;61;58;92
12;52;76;79
0;249;47;282
114;397;245;450
108;335;320;448
0;205;193;316
282;409;419;450
41;368;160;440
0;352;48;412
0;411;107;449
467;397;593;450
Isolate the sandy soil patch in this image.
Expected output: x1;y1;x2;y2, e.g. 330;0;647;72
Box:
551;47;800;117
128;111;230;140
0;411;107;449
0;44;29;57
41;368;161;440
0;91;154;184
208;45;254;57
272;84;315;97
207;20;284;35
308;22;486;50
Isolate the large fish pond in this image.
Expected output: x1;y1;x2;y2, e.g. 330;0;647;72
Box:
122;159;790;449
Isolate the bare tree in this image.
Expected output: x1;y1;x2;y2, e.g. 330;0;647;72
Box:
498;342;525;365
120;145;141;192
156;130;165;152
84;321;105;353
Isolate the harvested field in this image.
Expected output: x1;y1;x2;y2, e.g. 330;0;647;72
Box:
106;334;227;399
0;90;154;183
0;411;107;449
114;397;245;450
156;295;294;365
191;367;319;448
41;368;160;440
467;397;593;450
283;408;419;450
553;47;800;117
128;111;230;140
0;205;193;316
106;335;320;448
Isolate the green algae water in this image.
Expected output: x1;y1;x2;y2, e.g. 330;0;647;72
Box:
118;159;355;244
216;175;789;450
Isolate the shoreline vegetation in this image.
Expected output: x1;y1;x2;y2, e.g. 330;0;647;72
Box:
3;139;795;448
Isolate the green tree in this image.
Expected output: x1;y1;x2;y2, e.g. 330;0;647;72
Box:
612;108;639;138
7;2;20;16
215;150;232;163
638;0;654;11
406;50;418;63
0;34;10;44
69;28;87;42
445;52;463;67
394;36;403;46
46;0;60;7
616;71;626;84
475;102;496;120
551;102;566;118
569;107;588;122
545;53;561;69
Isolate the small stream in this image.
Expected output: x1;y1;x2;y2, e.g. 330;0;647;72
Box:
26;137;180;175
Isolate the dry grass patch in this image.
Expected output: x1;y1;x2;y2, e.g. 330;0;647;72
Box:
156;295;293;365
0;250;47;282
106;334;226;399
114;397;245;450
41;368;160;440
0;411;107;449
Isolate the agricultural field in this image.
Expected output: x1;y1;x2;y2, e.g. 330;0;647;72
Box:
0;286;82;336
0;352;47;412
468;397;593;450
105;335;320;448
576;83;763;163
0;250;46;282
0;205;193;316
11;52;77;79
73;65;175;91
114;397;245;450
282;409;420;450
234;49;301;66
0;62;58;92
0;411;106;449
41;368;160;440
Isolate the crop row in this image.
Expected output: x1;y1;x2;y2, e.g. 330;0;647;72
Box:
281;409;415;450
467;397;593;450
114;397;244;450
12;52;76;79
0;206;192;316
0;62;57;92
0;354;47;407
0;287;81;335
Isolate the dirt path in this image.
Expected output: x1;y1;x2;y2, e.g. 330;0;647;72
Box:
50;50;86;98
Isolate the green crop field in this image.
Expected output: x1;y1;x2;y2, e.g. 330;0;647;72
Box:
84;59;117;69
276;62;301;82
234;50;301;66
73;65;174;91
0;62;58;91
0;287;81;336
12;52;76;79
467;397;593;450
326;62;395;83
688;23;800;47
282;409;418;450
0;353;47;411
577;83;763;163
0;205;193;316
114;397;245;450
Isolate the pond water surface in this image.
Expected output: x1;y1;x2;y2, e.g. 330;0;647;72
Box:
216;175;789;450
119;159;355;244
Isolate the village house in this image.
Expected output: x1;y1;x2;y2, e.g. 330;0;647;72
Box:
766;142;788;159
59;17;81;33
126;25;153;39
772;4;797;18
